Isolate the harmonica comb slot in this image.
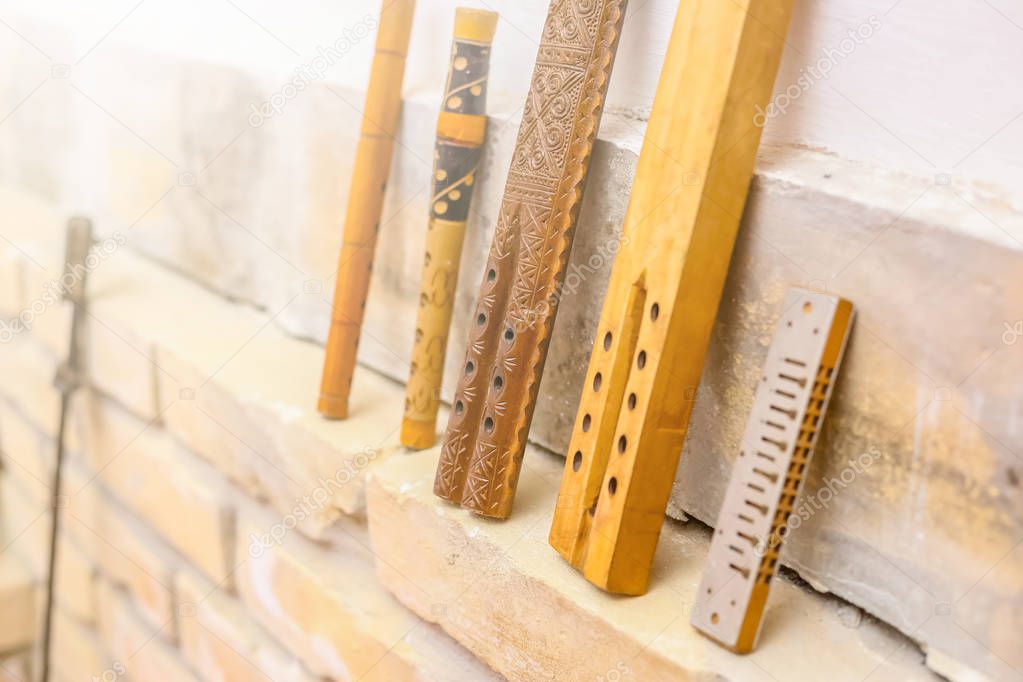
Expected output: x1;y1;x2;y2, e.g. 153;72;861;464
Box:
692;289;855;653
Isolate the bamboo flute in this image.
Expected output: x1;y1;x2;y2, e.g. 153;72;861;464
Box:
548;0;795;595
434;0;629;518
319;0;416;419
401;9;498;450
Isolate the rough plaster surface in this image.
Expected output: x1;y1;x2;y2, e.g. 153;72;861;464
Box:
0;21;1020;682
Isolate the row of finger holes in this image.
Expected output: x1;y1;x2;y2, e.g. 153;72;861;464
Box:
572;303;658;484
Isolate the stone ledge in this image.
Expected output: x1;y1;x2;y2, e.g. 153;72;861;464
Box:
366;445;940;682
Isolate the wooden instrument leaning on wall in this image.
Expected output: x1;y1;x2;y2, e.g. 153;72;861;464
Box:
548;0;796;594
691;289;855;652
319;0;416;419
402;8;498;450
434;0;629;518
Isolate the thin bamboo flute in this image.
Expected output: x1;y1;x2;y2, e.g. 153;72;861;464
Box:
434;0;628;518
402;9;497;450
319;0;416;419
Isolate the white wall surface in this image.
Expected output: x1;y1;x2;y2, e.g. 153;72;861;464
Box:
2;0;1022;205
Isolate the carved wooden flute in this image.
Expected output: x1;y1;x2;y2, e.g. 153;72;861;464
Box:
549;0;796;594
691;289;855;652
401;9;498;450
319;0;416;419
434;0;628;518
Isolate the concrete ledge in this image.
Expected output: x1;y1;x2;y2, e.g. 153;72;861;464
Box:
366;445;939;682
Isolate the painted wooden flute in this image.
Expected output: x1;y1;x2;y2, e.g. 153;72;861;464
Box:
319;0;416;419
549;0;796;594
401;9;498;450
434;0;629;518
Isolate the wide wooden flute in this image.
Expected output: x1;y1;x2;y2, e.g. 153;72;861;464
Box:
434;0;628;518
319;0;416;419
549;0;795;594
401;9;498;450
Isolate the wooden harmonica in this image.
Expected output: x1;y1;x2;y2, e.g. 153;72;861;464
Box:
691;289;855;652
549;0;796;594
434;0;629;518
401;9;498;450
319;0;416;420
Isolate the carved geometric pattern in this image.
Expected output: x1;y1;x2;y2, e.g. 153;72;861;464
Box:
433;0;628;516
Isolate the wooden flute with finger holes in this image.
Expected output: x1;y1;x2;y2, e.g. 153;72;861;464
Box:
319;0;416;420
401;8;498;450
548;0;796;595
434;0;629;518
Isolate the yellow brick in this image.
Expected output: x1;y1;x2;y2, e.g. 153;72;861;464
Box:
0;652;30;682
0;554;37;655
0;399;50;493
55;536;96;625
51;609;113;680
0;335;59;438
234;498;495;681
176;568;315;682
66;481;173;633
0;248;24;317
71;394;235;585
96;580;198;681
0;473;49;579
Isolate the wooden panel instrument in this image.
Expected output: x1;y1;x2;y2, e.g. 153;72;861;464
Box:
434;0;629;518
691;289;855;652
319;0;416;419
548;0;795;594
401;8;498;450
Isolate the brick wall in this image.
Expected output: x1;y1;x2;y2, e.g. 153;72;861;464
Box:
0;179;958;682
0;17;1019;680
